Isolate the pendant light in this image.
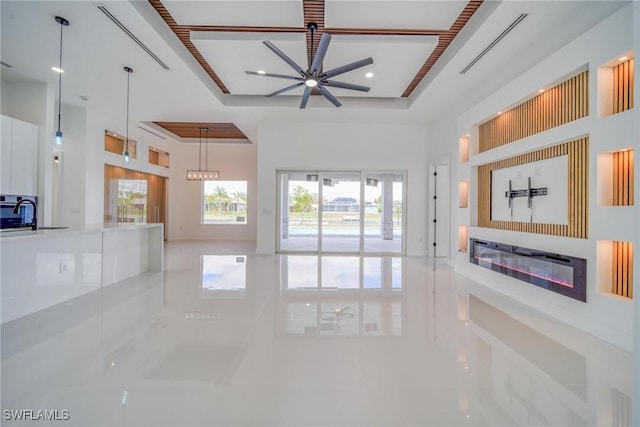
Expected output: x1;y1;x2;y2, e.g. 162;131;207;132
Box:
186;127;219;181
53;16;69;146
123;66;133;163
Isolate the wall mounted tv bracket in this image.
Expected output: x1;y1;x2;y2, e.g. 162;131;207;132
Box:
504;177;547;221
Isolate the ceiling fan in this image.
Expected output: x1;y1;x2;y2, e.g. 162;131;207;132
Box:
245;22;374;109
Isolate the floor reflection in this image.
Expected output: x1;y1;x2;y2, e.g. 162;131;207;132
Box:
0;242;633;426
278;255;403;336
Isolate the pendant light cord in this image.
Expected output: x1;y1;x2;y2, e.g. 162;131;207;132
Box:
125;71;130;153
205;128;209;171
198;128;203;171
57;22;63;133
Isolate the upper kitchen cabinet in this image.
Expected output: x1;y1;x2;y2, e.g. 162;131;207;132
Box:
0;114;39;196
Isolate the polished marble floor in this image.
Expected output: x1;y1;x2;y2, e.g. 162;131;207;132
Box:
1;241;635;426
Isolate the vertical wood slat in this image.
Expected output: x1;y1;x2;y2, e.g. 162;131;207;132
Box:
476;138;586;238
612;149;635;206
630;150;635;206
613;58;634;114
612;241;634;299
478;70;589;153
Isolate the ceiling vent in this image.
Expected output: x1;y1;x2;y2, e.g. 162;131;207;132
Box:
96;4;170;70
460;13;528;74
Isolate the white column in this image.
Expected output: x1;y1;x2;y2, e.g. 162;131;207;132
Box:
280;174;289;239
382;174;393;240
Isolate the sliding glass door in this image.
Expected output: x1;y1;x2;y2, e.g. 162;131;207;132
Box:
320;172;361;253
363;173;403;253
277;170;405;254
279;171;320;252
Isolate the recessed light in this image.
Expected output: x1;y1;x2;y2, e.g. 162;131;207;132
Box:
497;111;503;115
619;56;628;61
538;89;545;93
257;70;266;75
365;72;374;78
51;66;64;73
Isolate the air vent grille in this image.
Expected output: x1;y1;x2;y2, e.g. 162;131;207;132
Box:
460;13;528;74
97;5;170;70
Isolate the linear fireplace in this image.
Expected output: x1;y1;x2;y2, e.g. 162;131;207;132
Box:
470;239;587;302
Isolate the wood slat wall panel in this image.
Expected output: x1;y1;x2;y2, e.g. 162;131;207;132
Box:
477;137;588;238
478;70;589;153
612;149;634;206
613;58;634;114
612;241;634;299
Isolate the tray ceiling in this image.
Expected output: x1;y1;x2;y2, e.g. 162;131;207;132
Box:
149;0;483;103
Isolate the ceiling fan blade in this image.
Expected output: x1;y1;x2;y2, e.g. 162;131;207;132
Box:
322;80;370;92
263;40;306;76
317;85;342;107
321;57;374;79
300;87;312;109
266;82;304;97
245;71;303;81
310;33;332;76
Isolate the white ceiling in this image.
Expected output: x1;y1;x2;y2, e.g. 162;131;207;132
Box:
324;0;468;29
0;1;631;143
192;31;438;98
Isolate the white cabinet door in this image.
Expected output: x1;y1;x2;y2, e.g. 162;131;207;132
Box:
1;115;12;194
9;118;38;196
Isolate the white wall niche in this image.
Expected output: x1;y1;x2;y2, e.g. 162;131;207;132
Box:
597;147;634;206
597;51;634;119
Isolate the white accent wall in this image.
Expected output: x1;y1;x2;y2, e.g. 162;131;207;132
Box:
167;141;257;241
256;122;428;256
427;4;638;351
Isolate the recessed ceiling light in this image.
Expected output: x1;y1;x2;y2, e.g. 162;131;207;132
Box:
365;72;374;78
538;89;545;93
497;111;503;115
257;70;266;75
51;66;64;73
619;56;628;61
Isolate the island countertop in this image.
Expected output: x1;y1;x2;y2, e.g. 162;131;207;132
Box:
0;223;163;324
0;223;162;241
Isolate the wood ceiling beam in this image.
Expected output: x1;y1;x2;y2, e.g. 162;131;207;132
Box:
150;0;485;99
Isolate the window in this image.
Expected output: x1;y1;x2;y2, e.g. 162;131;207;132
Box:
104;131;136;159
202;181;248;224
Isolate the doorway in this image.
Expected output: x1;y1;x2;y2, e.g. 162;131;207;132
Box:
277;170;405;254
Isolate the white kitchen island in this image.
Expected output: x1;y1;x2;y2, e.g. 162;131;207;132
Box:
0;223;163;324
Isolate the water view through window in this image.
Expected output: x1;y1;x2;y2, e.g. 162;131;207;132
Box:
202;181;248;225
278;171;405;254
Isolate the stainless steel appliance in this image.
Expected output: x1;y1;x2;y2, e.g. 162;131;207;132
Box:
0;195;37;229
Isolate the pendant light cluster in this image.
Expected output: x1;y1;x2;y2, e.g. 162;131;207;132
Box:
53;16;69;146
52;16;135;165
186;127;220;181
123;66;133;163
